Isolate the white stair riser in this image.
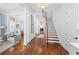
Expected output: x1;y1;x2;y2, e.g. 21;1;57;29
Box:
48;41;60;43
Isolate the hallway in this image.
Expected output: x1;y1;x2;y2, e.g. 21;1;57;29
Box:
0;37;69;55
0;3;79;55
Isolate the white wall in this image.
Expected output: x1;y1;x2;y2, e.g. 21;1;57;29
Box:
34;15;40;35
48;17;57;36
29;12;36;41
53;4;79;43
24;8;37;45
34;14;45;34
52;4;79;54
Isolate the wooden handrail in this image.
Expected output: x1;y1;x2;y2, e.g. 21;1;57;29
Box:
42;10;48;54
42;10;48;41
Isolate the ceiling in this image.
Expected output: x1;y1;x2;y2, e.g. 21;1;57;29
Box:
20;3;61;18
20;3;60;12
0;3;24;12
0;3;62;17
23;3;62;24
0;3;62;25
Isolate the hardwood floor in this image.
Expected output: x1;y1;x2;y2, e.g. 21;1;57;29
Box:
0;37;69;55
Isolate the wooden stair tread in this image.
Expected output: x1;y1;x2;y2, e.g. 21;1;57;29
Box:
44;36;58;41
48;36;58;38
44;33;57;35
48;39;59;41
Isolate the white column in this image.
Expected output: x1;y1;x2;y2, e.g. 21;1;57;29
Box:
24;8;30;45
26;11;30;44
24;8;27;45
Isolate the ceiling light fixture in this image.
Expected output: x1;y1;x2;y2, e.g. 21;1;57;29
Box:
36;3;48;9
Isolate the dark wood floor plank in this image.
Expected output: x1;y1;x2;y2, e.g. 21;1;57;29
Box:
0;37;69;55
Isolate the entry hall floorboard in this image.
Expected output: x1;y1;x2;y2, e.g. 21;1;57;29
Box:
0;38;69;55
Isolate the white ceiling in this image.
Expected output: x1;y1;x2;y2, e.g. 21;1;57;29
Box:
20;3;62;17
0;3;62;25
20;3;58;12
0;3;24;12
19;3;60;26
0;3;62;17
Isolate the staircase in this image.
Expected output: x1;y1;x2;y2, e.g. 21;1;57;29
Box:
44;13;59;43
